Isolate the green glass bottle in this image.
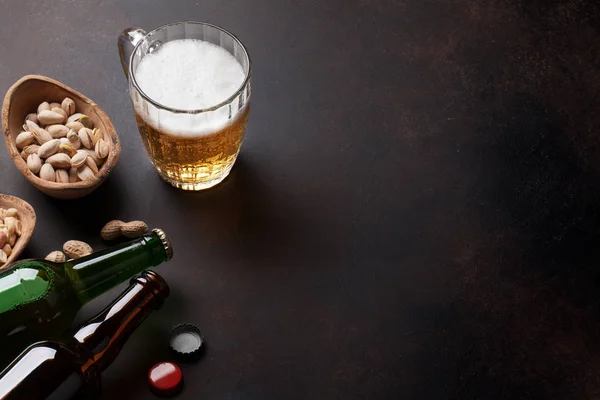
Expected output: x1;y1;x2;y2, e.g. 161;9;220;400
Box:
0;228;172;369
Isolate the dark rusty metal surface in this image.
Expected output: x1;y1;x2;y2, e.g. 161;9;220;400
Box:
1;0;600;398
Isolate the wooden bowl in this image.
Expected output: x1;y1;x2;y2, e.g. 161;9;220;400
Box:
2;75;121;199
0;194;36;268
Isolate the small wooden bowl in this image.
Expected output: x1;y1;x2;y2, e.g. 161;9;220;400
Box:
2;75;121;200
0;194;36;268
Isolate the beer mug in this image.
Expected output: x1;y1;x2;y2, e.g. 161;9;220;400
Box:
118;22;251;190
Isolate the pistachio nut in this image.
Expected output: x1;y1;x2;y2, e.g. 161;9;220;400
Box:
27;153;42;174
45;153;72;169
80;115;94;129
51;107;68;121
37;102;50;114
38;139;60;159
34;128;54;144
91;128;103;145
95;138;109;159
67;113;84;123
68;167;79;183
21;144;40;160
70;150;88;168
55;168;69;183
25;113;38;125
67;113;93;128
39;163;56;181
78;128;94;149
26;120;53;144
59;143;76;157
67;129;78;141
49;102;61;110
3;244;12;257
15;131;35;149
85;149;102;166
66;121;85;132
66;129;82;150
61;97;76;116
77;165;95;181
85;156;99;174
46;124;69;138
38;110;65;126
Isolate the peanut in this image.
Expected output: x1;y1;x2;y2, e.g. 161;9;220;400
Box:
100;220;125;241
63;240;93;259
100;220;149;240
45;250;67;263
2;244;11;257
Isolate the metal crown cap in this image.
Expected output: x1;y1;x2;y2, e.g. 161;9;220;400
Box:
152;228;173;261
169;323;205;361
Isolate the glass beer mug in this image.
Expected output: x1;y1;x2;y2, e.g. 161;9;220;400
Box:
118;21;252;191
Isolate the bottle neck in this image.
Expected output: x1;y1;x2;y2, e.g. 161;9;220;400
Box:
73;270;170;372
67;230;169;303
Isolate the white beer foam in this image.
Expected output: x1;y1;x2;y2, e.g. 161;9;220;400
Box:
134;39;245;137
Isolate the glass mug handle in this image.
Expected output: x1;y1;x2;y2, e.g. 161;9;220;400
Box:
118;27;147;79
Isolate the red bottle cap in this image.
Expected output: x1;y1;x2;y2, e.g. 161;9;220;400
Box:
148;362;183;396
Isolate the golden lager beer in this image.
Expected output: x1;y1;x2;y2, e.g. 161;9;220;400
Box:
134;105;250;187
124;24;252;191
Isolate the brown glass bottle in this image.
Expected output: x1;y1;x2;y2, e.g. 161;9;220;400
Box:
0;270;169;399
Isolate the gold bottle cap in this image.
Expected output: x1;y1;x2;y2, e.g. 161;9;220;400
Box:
152;228;173;261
